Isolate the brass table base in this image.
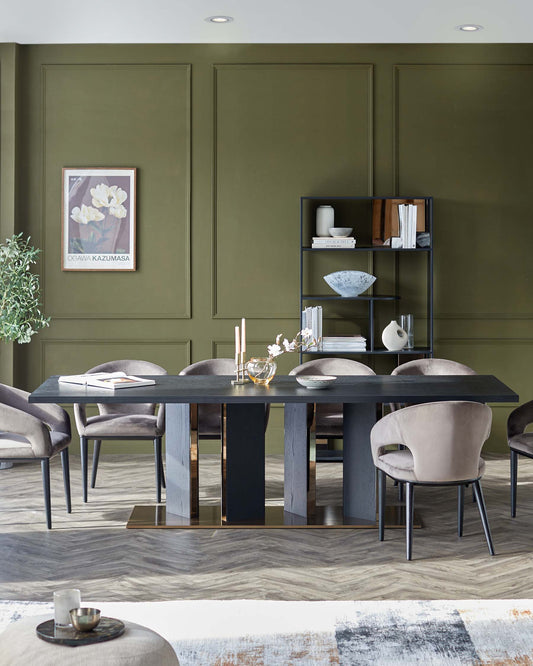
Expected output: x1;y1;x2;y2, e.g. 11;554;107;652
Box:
126;504;422;529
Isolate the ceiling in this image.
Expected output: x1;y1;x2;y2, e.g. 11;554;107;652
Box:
0;0;532;44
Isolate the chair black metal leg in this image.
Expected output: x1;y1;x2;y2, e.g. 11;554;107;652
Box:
154;438;162;503
473;480;495;556
41;458;52;529
398;481;404;502
378;469;386;541
406;482;414;561
61;448;72;513
511;449;518;518
80;436;88;503
457;484;464;537
160;443;166;489
91;440;101;489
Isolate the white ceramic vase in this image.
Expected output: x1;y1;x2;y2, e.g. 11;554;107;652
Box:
382;320;408;351
316;205;334;237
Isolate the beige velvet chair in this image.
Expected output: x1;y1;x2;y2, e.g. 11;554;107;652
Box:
74;360;167;503
289;358;375;460
371;400;494;560
0;383;71;528
507;399;533;517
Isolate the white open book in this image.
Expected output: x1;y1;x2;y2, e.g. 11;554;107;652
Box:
58;371;156;390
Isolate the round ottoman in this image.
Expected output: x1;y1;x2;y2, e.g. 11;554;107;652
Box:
0;615;179;665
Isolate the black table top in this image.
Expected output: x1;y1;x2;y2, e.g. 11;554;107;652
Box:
29;374;519;405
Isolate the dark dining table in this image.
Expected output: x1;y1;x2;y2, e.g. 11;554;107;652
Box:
29;374;518;529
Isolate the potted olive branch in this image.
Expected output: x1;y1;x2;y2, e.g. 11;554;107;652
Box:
0;234;50;469
0;234;50;345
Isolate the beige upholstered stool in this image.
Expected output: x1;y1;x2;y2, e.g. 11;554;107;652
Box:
0;615;179;665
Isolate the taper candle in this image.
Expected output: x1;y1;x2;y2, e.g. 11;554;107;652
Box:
235;326;240;355
241;318;246;353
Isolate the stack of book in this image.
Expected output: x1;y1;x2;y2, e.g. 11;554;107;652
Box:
320;335;367;352
397;204;418;249
301;305;322;349
311;236;356;249
58;372;156;390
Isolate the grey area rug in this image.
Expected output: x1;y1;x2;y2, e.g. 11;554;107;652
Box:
1;599;532;664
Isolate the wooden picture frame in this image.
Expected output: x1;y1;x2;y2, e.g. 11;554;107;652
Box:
62;168;136;271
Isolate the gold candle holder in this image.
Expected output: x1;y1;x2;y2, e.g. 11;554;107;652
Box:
231;351;249;385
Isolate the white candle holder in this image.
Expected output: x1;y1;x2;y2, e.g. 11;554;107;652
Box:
54;588;81;627
231;351;249;385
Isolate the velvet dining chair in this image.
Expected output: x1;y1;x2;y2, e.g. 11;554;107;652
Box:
507;399;533;517
73;359;167;504
0;383;71;528
371;400;494;560
289;357;375;461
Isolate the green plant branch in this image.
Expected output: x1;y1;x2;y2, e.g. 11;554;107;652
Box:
0;233;50;344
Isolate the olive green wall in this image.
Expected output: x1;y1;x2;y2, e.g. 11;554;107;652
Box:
2;43;532;453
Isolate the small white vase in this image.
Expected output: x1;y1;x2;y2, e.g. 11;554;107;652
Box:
316;205;334;237
382;320;408;351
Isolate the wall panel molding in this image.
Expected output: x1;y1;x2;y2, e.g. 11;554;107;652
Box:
40;338;191;380
212;63;374;319
41;63;192;320
394;63;533;321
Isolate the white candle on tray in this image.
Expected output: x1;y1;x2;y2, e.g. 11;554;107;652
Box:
54;588;81;627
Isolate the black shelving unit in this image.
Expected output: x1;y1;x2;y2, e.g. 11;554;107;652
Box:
299;195;434;363
300;195;433;462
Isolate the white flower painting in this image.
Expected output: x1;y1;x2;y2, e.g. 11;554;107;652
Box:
62;168;136;271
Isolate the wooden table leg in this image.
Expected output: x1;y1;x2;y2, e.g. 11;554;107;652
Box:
343;402;377;522
222;403;265;523
165;403;198;518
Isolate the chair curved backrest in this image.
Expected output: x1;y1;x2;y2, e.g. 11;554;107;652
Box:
289;358;375;377
179;359;269;436
371;401;492;483
289;358;375;438
391;358;477;376
87;360;167;416
179;359;235;376
0;383;71;442
507;399;533;441
180;359;240;437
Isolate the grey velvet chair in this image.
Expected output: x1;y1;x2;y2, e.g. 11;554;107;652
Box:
179;358;271;516
390;358;477;411
371;400;494;560
0;383;71;528
507;400;533;517
289;358;375;460
73;360;167;504
179;357;271;434
179;359;236;437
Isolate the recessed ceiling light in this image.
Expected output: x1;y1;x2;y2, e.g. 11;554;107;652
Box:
456;24;484;32
205;16;233;24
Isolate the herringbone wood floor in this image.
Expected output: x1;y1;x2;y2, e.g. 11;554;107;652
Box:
0;453;532;602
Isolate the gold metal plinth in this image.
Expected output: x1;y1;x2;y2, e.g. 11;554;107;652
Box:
126;504;422;529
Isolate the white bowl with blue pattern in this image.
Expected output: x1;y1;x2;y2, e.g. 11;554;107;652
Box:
323;270;376;297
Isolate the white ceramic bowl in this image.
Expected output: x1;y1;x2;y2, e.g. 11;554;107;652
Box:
295;375;337;389
323;270;376;297
329;227;353;237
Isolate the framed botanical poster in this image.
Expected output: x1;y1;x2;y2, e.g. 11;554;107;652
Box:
62;168;136;271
